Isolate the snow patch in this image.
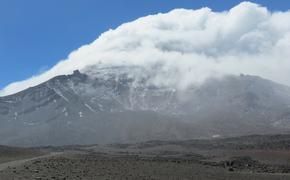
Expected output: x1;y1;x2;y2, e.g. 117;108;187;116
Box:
212;134;221;138
79;112;83;118
84;103;96;113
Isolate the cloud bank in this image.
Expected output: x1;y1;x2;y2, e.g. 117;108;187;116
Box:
1;2;290;96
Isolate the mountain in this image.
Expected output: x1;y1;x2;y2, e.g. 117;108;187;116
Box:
1;66;290;146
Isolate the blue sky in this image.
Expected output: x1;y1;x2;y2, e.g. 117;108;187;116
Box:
0;0;290;89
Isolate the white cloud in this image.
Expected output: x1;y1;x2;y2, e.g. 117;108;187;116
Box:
1;2;290;96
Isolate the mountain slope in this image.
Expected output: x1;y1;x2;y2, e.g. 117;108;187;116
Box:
1;67;290;146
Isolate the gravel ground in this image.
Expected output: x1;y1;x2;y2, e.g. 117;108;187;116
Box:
0;152;290;180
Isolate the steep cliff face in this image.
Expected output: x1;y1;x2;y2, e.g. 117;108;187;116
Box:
1;67;290;146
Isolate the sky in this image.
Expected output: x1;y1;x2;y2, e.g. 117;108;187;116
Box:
1;0;290;92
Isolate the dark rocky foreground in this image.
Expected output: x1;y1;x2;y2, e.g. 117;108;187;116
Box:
1;134;290;179
1;153;290;180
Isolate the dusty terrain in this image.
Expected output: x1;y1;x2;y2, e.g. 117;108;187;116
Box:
0;146;45;164
1;134;290;179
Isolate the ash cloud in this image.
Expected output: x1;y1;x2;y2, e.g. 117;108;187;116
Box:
1;2;290;96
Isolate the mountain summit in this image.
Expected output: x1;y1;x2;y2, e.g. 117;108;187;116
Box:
1;67;290;146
